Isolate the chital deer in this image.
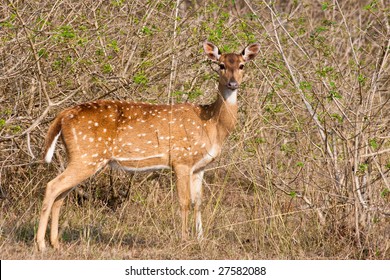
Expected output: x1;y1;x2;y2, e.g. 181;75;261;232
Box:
36;41;260;251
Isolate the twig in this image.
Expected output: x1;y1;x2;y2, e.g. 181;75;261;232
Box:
361;148;390;158
167;0;181;104
26;132;35;159
7;0;52;105
268;9;333;160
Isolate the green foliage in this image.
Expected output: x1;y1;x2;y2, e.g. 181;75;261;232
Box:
264;103;283;115
358;163;369;174
107;40;119;52
102;63;113;74
1;109;12;116
380;188;389;199
1;0;389;260
133;72;148;85
254;137;266;144
364;0;378;12
289;191;297;198
281;143;295;155
38;48;48;58
358;74;366;86
77;37;88;47
0;13;16;28
111;0;125;7
173;88;203;102
56;25;76;40
317;66;334;77
95;48;105;57
299;81;312;92
327;81;342;100
0;119;21;134
331;113;343;123
0;119;5;129
368;138;378;150
52;59;62;71
141;26;154;36
321;2;331;10
10;125;21;134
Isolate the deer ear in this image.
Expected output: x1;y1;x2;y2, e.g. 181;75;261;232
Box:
241;43;260;62
203;41;221;62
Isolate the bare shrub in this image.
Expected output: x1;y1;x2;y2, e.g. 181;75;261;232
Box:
0;0;388;259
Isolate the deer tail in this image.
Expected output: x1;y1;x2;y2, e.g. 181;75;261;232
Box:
43;115;63;163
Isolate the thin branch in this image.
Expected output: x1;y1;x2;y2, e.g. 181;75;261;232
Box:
362;148;390;158
167;0;181;104
268;9;333;160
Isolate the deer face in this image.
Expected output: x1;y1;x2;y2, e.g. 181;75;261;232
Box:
218;53;245;90
203;41;260;91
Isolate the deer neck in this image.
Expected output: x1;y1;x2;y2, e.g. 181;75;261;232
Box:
211;84;238;141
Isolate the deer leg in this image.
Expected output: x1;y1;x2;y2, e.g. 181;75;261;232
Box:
36;164;97;251
191;170;204;241
50;189;72;249
174;164;191;240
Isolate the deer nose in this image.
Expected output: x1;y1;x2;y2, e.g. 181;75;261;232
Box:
227;81;238;90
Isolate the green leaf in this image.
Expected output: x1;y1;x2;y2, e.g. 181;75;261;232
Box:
321;2;330;10
141;26;153;36
0;119;5;129
38;48;48;58
102;63;113;74
368;138;378;150
364;0;378;11
358;163;368;173
299;81;312;92
58;25;76;39
133;72;148;85
358;74;366;86
289;191;297;198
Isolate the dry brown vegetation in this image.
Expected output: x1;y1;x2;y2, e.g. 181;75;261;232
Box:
0;0;389;259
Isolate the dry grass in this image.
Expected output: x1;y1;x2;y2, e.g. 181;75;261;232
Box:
0;0;389;259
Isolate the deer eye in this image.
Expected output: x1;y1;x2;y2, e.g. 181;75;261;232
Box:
219;64;225;70
239;64;244;70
